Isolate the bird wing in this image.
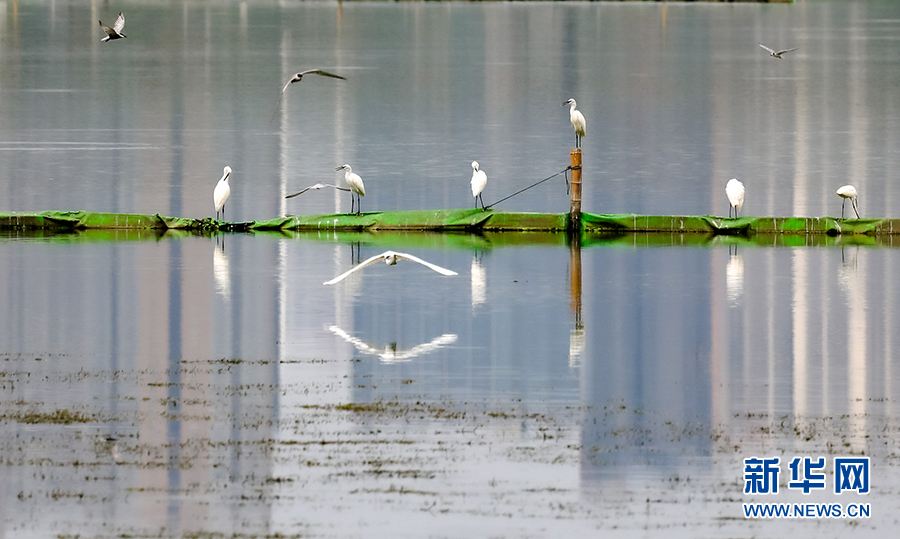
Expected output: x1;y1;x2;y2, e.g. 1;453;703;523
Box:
328;325;380;355
471;170;487;197
758;43;776;55
777;47;798;55
99;21;115;36
323;253;389;285
391;334;459;362
284;186;312;199
393;252;458;276
285;183;351;198
113;12;125;33
299;69;347;80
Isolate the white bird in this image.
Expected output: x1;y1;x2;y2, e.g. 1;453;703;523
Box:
285;183;350;199
725;178;745;218
470;161;488;211
99;12;126;42
328;325;458;364
563;98;586;149
836;185;860;219
324;251;458;285
336;164;365;215
270;69;346;124
759;43;798;59
213;166;232;222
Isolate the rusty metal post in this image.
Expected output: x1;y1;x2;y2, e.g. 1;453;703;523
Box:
569;148;582;233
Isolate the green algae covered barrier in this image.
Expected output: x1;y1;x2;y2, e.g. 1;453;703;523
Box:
1;209;899;236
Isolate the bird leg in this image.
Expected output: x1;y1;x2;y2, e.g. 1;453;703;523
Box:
841;199;846;219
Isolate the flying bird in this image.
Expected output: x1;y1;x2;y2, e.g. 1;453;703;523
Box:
470;161;488;211
285;183;350;199
336;164;365;215
214;166;232;222
99;12;126;42
759;43;798;59
836;185;860;219
323;251;458;285
563;98;586;148
725;178;745;218
270;69;346;124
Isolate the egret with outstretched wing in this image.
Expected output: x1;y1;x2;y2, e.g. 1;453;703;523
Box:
324;251;458;285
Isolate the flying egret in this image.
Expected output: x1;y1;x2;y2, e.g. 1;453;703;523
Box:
99;12;126;42
836;185;860;219
725;178;745;218
563;98;586;149
323;251;458;285
336;164;365;215
470;161;488;211
759;43;798;59
285;183;350;199
270;69;346;124
213;166;232;222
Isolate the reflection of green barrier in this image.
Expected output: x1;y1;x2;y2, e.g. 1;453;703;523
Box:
2;210;899;238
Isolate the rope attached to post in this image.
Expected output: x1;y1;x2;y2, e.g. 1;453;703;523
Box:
484;166;572;210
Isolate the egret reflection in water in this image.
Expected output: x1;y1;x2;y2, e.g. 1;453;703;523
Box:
213;244;230;300
726;251;744;306
470;257;486;309
329;325;458;364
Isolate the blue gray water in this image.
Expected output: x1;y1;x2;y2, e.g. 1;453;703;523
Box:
1;1;900;537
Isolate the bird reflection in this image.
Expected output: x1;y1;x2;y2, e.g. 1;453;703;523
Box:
471;257;486;309
213;244;231;300
329;325;457;364
726;249;744;306
838;245;860;294
569;327;585;368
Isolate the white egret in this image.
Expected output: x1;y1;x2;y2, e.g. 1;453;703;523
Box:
285;183;350;199
336;164;365;215
323;250;458;285
270;69;346;124
725;178;745;218
470;161;488;211
759;43;798;59
213;166;232;222
99;12;126;42
563;98;586;148
328;325;458;364
836;185;860;219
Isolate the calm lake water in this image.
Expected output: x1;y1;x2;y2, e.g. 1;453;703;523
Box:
2;1;900;538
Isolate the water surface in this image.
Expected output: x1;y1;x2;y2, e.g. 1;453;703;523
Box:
1;1;900;538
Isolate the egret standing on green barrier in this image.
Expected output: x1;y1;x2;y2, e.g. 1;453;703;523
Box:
471;161;488;211
563;98;586;149
726;178;745;218
337;164;365;215
214;166;232;222
837;185;860;219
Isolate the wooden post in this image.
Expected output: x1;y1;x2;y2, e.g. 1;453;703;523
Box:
569;148;582;233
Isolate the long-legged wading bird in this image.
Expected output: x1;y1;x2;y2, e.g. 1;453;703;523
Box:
99;12;126;42
726;178;745;218
324;251;458;285
759;43;798;59
336;164;365;215
285;183;350;199
270;69;346;124
563;98;586;149
470;161;488;211
836;185;860;219
214;166;232;222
